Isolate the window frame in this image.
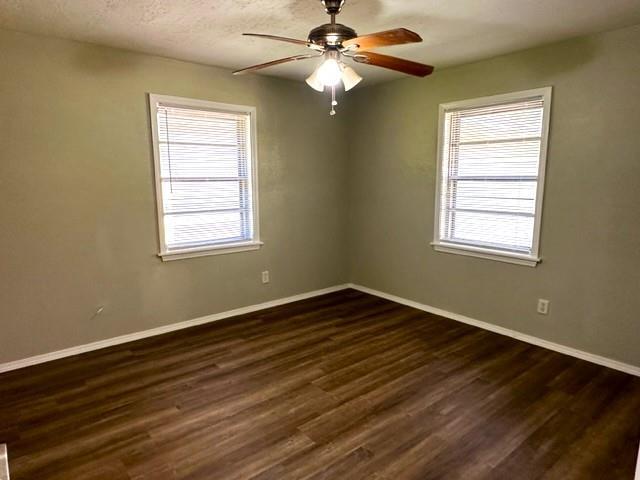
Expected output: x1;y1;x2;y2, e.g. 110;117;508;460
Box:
148;94;261;261
432;87;552;267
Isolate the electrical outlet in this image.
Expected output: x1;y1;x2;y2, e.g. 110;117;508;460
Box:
537;299;550;315
261;271;270;284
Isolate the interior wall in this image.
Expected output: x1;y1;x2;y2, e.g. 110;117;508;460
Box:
2;24;639;369
346;24;640;366
0;28;349;364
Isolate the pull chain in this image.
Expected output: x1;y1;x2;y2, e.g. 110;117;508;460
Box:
330;85;337;116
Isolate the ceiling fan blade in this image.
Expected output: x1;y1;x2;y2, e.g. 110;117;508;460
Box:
243;33;309;46
233;54;319;75
242;33;323;51
243;33;324;50
342;28;422;50
352;51;434;77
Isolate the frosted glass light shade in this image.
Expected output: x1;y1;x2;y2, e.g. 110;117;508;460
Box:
341;65;362;91
305;69;324;92
316;59;342;87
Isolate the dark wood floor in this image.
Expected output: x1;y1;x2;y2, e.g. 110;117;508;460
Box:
1;289;639;479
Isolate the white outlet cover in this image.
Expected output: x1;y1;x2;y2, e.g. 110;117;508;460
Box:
537;299;550;314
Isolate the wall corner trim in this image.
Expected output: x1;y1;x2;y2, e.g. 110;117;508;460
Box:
347;283;640;377
0;284;350;374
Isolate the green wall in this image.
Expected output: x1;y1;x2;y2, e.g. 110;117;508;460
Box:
346;24;640;366
0;28;349;363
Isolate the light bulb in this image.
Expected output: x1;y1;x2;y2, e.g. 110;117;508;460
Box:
316;58;342;87
341;65;362;91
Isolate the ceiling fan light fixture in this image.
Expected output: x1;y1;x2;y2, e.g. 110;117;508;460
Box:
305;52;361;114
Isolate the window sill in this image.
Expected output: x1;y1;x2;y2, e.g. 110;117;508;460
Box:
431;242;541;267
159;241;263;262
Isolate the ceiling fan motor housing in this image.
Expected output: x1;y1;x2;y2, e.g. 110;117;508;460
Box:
308;23;357;47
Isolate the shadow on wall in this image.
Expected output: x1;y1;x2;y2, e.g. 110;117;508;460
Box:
72;42;143;73
426;35;600;92
509;35;600;80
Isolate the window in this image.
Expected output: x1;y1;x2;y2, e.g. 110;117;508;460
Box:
433;88;552;266
149;94;260;261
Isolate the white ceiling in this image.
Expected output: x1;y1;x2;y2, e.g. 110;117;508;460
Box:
2;0;640;84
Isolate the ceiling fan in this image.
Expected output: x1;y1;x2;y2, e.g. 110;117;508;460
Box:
233;0;434;115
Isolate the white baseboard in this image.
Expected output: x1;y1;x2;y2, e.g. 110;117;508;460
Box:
0;284;349;374
0;444;8;480
3;282;639;378
348;283;640;377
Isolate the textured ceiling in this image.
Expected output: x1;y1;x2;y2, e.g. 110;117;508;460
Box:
1;0;640;85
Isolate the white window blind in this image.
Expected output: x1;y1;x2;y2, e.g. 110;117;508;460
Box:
149;95;259;260
434;88;551;266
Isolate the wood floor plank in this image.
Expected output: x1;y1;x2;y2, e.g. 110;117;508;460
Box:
1;289;638;479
